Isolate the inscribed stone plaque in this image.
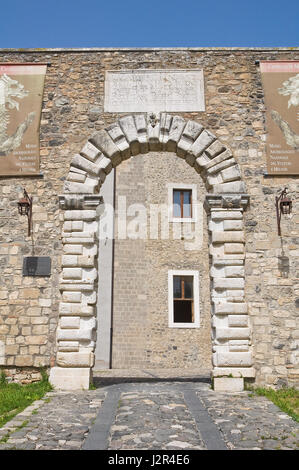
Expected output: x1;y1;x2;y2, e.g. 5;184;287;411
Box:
23;256;51;277
104;69;205;112
260;61;299;175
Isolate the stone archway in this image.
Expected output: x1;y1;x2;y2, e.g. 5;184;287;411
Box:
49;113;254;391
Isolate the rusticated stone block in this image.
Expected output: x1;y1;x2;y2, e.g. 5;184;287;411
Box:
67;171;86;183
96;153;113;174
201;148;232;170
90;130;121;166
107;122;131;160
59;302;94;316
166;116;186;151
64;178;99;194
60;316;80;329
71;154;104;177
62;291;82;303
206;157;236;175
225;266;245;277
80;141;100;161
119;115;140;156
177;120;203;158
64;210;97;221
206;173;223;187
224;243;245;254
213;301;248;315
62;255;78;267
213;351;252;367
212;231;245;244
147;120;161;150
228;315;249;327
190;129;216;157
205;140;226;158
213;181;246;194
223;220;243;231
211;210;243;220
229;340;250;351
62;268;82;280
134;114;148;153
57;352;94;367
220;164;241;182
213;367;256;378
215;327;250;340
58;341;79;352
49;367;90;390
57;328;94;342
214;377;244;392
213;278;245;289
159;113;173;148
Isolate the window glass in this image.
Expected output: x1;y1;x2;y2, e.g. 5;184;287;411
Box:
172;189;192;218
174;300;193;323
183;191;192;217
183;276;193;299
173;190;181;218
173;275;194;323
173;276;182;298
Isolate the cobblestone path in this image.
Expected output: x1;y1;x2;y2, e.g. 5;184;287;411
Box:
0;382;298;451
0;390;106;450
108;391;206;450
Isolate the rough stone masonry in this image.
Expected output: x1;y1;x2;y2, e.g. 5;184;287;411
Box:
0;48;298;392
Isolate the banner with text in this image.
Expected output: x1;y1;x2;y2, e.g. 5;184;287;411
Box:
0;64;46;175
260;61;299;175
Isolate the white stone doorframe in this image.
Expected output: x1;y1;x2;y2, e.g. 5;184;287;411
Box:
49;113;254;391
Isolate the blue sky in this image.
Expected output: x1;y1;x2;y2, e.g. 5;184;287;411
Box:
0;0;298;48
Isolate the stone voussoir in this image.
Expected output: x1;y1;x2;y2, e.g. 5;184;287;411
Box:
90;129;121;167
107;122;131;160
64;178;100;194
80;141;101;162
177;120;204;159
118;115;140;156
133;114;148;153
159;113;173;148
166;115;186;152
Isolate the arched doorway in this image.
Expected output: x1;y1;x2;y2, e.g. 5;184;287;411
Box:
50;112;254;391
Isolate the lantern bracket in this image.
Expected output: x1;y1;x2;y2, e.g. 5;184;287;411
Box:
18;188;33;237
275;187;292;237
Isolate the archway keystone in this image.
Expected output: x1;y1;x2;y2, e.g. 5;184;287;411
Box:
49;113;254;391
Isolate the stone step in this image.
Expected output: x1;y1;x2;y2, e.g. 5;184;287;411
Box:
92;368;211;385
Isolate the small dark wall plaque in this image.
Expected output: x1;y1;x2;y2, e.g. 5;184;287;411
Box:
23;257;51;277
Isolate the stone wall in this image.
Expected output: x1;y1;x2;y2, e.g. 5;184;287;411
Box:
0;48;298;388
112;151;211;369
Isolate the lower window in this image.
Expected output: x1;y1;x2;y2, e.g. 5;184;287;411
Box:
168;270;200;328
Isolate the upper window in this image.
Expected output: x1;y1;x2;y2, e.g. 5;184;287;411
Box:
168;183;197;223
173;189;192;219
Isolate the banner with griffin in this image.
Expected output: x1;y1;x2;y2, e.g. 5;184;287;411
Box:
260;61;299;175
0;64;46;175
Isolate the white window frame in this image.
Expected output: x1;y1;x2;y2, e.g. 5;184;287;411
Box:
167;183;197;223
168;270;200;328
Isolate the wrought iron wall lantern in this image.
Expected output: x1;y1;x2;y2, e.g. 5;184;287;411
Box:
18;188;33;237
275;187;292;236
